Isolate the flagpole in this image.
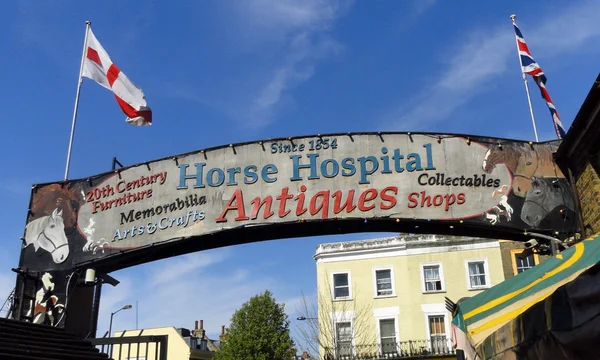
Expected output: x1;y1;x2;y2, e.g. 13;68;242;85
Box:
64;21;91;181
510;15;539;142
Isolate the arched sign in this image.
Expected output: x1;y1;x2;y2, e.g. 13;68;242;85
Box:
19;133;576;273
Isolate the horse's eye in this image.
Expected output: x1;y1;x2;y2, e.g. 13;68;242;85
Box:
526;162;532;166
50;225;55;229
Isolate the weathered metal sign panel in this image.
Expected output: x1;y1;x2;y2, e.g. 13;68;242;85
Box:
19;133;575;271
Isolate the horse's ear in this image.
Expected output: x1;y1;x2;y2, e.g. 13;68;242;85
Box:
51;208;62;219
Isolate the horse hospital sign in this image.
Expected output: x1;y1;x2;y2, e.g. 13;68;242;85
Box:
20;133;576;271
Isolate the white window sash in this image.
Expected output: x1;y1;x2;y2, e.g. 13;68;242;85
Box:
335;322;353;357
422;309;451;354
420;262;445;293
373;267;395;297
377;318;398;354
332;272;351;299
465;259;490;289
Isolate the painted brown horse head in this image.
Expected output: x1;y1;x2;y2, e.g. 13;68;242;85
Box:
482;144;522;174
482;143;564;198
29;184;83;229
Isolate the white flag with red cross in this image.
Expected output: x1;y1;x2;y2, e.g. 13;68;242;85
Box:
82;28;152;126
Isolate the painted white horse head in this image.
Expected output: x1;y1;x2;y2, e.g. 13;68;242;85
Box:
25;208;69;264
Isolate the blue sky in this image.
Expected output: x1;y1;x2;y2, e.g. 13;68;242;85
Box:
1;0;600;346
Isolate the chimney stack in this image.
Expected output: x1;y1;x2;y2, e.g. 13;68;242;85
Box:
200;320;204;330
194;321;198;330
219;325;228;343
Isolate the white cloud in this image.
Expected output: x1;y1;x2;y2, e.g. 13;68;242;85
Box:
0;272;15;318
231;0;351;42
96;248;300;339
247;31;344;128
382;26;512;131
255;68;290;112
525;4;600;57
0;177;36;197
150;250;231;286
0;245;21;318
282;294;309;319
384;0;600;131
232;0;351;129
168;1;351;131
411;0;437;16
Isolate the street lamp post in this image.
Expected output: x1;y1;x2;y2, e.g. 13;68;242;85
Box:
297;316;319;360
108;304;132;338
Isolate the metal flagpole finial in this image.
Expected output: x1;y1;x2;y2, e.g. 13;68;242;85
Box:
86;20;91;25
510;14;516;21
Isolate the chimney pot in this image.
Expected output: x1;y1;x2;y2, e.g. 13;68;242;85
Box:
200;320;204;329
221;325;225;335
195;321;198;330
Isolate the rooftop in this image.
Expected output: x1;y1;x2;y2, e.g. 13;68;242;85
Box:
314;233;499;259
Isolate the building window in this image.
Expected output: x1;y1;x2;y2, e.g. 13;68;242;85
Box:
333;272;351;300
335;322;352;358
466;259;490;289
374;268;394;297
421;263;444;292
379;318;397;354
515;253;534;273
468;262;486;286
428;315;448;354
511;250;538;275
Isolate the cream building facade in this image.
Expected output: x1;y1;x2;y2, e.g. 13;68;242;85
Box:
112;326;216;360
314;234;505;359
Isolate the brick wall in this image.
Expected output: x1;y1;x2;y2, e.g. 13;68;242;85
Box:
499;241;549;280
499;241;522;280
576;162;600;236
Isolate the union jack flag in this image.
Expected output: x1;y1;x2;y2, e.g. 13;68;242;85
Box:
512;18;566;139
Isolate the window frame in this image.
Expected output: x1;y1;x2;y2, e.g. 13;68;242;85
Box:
374;307;400;355
464;258;491;290
420;262;446;293
377;317;398;354
331;270;352;301
510;249;539;275
426;314;449;354
421;304;451;354
372;266;396;298
334;321;353;358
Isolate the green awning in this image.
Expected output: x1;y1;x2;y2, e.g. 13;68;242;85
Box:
451;232;600;359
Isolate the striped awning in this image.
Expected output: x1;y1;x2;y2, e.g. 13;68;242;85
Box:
451;232;600;359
